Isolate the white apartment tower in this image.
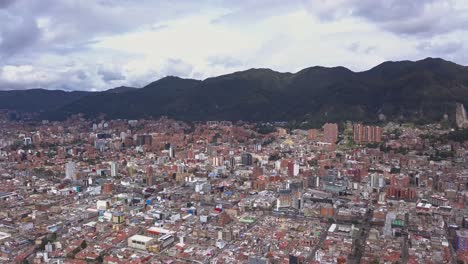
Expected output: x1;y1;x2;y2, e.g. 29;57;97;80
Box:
65;161;76;179
111;161;118;177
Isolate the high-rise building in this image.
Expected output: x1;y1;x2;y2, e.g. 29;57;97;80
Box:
169;146;175;158
110;161;118;177
146;166;155;186
136;134;152;146
322;123;338;144
456;230;468;251
241;153;253;166
308;129;319;141
386;175;415;200
65;161;76;180
353;124;382;144
287;162;299;176
103;182;114;194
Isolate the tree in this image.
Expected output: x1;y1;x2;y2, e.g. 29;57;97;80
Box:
81;240;87;249
49;232;57;242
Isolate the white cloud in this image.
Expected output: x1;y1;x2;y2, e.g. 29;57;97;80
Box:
0;0;468;90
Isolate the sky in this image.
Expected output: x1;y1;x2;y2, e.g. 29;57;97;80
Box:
1;0;468;91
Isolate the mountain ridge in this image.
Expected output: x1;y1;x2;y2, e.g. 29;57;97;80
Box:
0;58;467;125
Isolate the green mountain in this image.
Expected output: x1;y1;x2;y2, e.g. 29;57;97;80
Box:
1;58;467;124
0;89;91;112
49;76;201;120
103;86;138;93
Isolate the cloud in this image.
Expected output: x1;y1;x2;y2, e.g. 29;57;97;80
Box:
98;68;125;82
1;0;468;90
305;0;468;36
0;0;14;9
0;64;97;91
211;0;302;25
208;56;243;68
161;58;194;77
0;15;41;56
347;42;376;54
417;40;464;55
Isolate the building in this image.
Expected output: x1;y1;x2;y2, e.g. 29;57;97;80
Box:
276;189;292;209
456;230;468;251
322;123;338;144
353;124;382;144
110;161;118;177
102;182;113;194
427;195;449;207
169;145;175;158
308;129;319;141
128;234;155;250
65;161;76;180
386;175;416;200
241;153;253;166
287;162;299;177
136;134;152;146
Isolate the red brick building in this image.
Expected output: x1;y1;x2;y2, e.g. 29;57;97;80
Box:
353;124;382;143
322;123;338;144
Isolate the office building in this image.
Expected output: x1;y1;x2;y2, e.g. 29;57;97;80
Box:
322;123;338;144
65;161;76;180
353;124;382;144
110;161;118;177
241;153;253;166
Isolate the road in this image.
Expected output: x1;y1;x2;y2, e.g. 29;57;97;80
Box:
400;213;409;264
347;208;373;264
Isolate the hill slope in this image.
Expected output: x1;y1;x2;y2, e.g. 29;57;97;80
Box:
1;58;467;124
0;89;91;112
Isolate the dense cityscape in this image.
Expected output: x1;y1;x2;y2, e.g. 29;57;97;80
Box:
0;109;468;264
2;1;468;263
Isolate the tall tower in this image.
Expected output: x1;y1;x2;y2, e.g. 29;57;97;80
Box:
65;161;76;180
169;145;175;158
110;161;118;177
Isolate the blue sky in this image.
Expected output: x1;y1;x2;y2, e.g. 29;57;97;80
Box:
1;0;468;91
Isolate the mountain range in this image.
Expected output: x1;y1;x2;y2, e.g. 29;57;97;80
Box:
1;57;468;126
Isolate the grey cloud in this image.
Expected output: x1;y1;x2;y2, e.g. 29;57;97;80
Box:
0;63;113;91
0;0;207;58
0;0;212;90
98;68;125;82
305;0;468;36
0;0;14;8
347;42;376;54
417;41;464;55
161;58;194;78
350;1;433;22
0;16;41;56
76;70;87;80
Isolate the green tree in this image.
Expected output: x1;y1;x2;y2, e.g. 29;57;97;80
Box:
49;232;57;242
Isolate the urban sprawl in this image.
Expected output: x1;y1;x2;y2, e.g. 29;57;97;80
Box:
0;113;467;264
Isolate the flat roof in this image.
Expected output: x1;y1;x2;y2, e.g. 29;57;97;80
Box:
147;227;173;234
129;234;154;243
0;231;11;241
